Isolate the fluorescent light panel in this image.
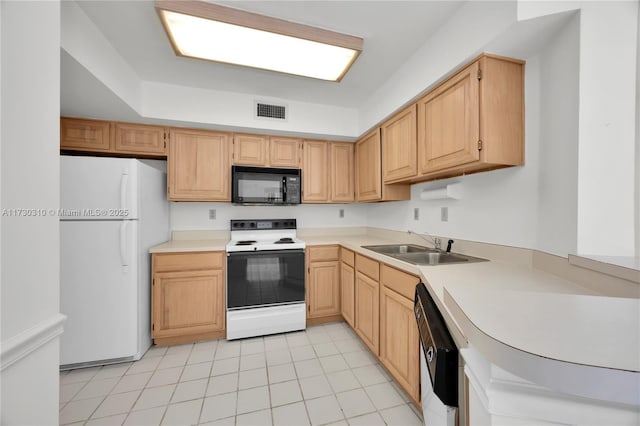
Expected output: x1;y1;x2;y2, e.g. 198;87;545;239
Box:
155;1;363;82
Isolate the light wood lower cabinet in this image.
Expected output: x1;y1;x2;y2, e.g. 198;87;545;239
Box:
380;265;421;404
354;254;380;355
340;248;355;327
307;246;341;322
152;251;225;345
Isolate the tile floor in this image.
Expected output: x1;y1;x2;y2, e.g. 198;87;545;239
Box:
59;322;423;425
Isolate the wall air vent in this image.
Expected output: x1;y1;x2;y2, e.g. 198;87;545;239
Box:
255;102;287;121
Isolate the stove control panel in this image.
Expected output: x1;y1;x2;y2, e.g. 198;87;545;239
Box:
230;219;297;231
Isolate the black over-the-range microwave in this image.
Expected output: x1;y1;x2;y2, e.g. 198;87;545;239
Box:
231;165;302;205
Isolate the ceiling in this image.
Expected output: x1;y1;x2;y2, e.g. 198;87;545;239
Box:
67;1;466;109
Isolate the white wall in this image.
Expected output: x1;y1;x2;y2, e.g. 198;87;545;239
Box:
0;1;62;424
170;202;368;231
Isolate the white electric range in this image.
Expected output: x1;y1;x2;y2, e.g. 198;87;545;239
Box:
225;219;306;340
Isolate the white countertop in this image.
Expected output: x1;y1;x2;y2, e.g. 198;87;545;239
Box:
149;232;640;375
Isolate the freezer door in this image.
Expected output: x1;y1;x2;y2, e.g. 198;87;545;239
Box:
61;156;139;219
60;220;139;366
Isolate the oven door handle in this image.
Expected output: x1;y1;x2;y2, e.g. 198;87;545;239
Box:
227;249;305;257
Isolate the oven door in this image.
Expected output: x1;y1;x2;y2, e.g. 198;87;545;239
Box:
227;249;305;310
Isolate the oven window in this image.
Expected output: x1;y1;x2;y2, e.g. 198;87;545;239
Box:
227;250;305;309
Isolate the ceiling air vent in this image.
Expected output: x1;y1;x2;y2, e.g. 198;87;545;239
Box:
255;102;287;121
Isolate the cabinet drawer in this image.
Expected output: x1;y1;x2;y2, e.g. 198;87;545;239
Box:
153;252;224;272
308;245;339;262
380;264;420;300
356;254;379;281
341;248;355;266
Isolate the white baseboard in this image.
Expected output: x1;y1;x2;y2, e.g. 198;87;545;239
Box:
1;313;66;371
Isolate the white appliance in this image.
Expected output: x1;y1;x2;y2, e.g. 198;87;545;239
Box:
60;156;169;369
226;219;306;340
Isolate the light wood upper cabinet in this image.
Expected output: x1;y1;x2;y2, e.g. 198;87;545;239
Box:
382;105;418;183
61;117;112;152
356;129;410;202
417;54;524;178
114;122;167;156
379;265;421;404
269;137;301;168
330;142;355;202
152;251;226;345
168;128;231;201
307;246;340;320
233;133;269;166
302;140;330;203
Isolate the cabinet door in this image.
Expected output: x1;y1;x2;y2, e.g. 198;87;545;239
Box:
355;271;379;354
152;269;225;339
382;105;417;183
330;142;355;202
269;137;301;168
380;287;420;402
168;129;231;201
302;140;329;202
60;117;112;152
417;60;480;174
233;133;268;166
113;122;166;156
355;130;382;201
308;261;340;318
340;262;355;327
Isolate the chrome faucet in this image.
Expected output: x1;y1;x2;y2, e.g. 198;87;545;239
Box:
434;238;441;251
408;230;441;251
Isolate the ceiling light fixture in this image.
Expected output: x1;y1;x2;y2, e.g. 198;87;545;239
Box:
155;1;363;82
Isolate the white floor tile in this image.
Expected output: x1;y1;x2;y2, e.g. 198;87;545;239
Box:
133;384;175;411
286;332;310;348
272;401;310;426
192;340;218;353
264;335;288;352
60;367;100;385
236;408;272;426
206;373;239;396
313;341;340;357
236;385;270;415
364;381;405;410
126;357;161;375
319;354;350;373
92;390;140;419
93;363;131;380
351;365;388;387
188;349;215;365
111;372;152;394
215;342;241;360
162;398;203;425
180;361;212;382
327;328;355;342
124;406;166;425
211;357;240;376
346;411;386;425
147;367;183;388
239;367;268;390
294;358;323;378
266;349;292;366
335;388;375;418
307;332;333;344
85;413;127;425
269;380;303;407
60;382;85;403
299;375;332;400
342;351;376;369
201;392;238;423
165;343;193;356
326;370;361;393
200;416;235;426
59;396;104;424
142;346;167;359
305;395;344;426
241;339;265;356
379;403;423;426
171;378;208;403
157;353;189;370
267;363;296;383
73;377;118;400
290;345;317;361
336;339;364;354
241;353;267;371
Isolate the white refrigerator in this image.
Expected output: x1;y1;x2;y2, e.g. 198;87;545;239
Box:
60;156;169;368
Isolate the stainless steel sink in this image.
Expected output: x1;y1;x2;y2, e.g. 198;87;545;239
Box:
362;244;488;265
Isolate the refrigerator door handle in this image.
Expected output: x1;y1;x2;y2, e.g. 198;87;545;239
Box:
120;170;129;212
119;221;129;267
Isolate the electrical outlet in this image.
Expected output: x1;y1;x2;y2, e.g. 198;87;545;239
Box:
414;208;419;220
339;209;344;218
209;209;216;220
441;207;448;222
